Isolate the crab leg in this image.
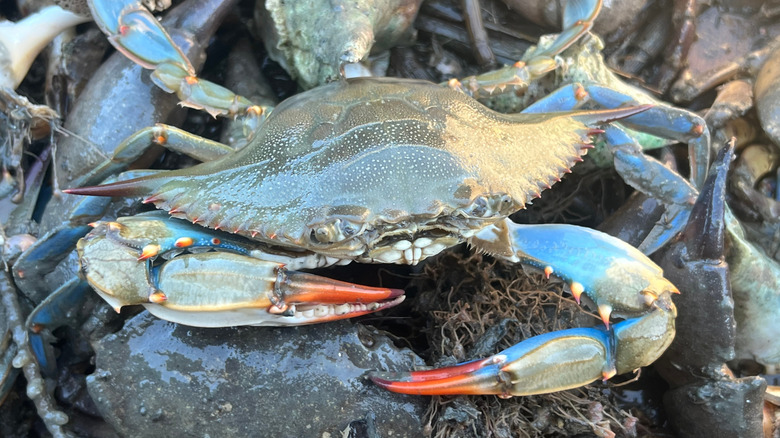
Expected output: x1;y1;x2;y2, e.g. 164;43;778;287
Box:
13;170;162;302
68;124;237;189
518;82;710;252
523;82;710;188
89;0;267;118
446;0;602;97
370;219;677;396
142;252;405;327
78;214;405;327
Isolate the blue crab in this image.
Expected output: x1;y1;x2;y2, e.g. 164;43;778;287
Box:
26;0;712;399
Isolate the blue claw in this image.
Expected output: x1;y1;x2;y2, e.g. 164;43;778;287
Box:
375;218;678;397
370;301;675;397
370;327;614;397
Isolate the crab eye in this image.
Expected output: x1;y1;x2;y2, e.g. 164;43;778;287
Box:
308;219;361;245
312;225;338;244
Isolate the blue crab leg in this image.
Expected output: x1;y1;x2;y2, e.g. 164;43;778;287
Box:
523;82;710;188
89;0;267;118
143;252;406;327
26;278;92;377
371;219;677;396
370;328;613;396
446;0;602;97
536;0;602;58
603;125;697;254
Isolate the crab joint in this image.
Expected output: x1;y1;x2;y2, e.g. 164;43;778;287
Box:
247;105;264;116
148;291;167;303
138;244;161;261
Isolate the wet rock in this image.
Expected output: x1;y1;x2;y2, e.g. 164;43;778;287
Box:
87;314;426;437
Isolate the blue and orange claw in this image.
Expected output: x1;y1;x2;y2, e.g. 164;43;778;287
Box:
271;270;406;322
370;327;629;397
369;357;508;397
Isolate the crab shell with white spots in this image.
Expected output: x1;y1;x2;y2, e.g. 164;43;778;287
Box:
93;77;631;265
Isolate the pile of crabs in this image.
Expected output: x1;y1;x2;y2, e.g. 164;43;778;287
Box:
1;0;779;436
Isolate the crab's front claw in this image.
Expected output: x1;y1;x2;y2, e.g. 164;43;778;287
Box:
264;268;406;325
77;215;405;327
370;327;614;397
375;218;678;397
142;252;405;327
371;297;675;397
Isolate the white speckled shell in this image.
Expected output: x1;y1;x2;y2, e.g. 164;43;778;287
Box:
137;77;628;250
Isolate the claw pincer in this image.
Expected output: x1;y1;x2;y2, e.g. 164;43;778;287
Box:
370;220;677;397
77;213;404;327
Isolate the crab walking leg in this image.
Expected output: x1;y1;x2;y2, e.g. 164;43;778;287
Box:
370;220;677;396
89;0;267;118
602;125;698;254
68;124;237;189
65;104;268;191
446;0;602;98
523;82;710;188
13;170;164;302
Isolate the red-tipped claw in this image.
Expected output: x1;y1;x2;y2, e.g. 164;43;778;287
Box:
370;327;619;397
270;270;406;324
370;358;506;396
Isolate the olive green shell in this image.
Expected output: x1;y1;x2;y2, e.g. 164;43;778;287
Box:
117;77;627;249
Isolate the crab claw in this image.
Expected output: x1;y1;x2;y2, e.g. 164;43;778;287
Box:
370;298;675;397
77;218;405;327
370;327;614;397
265;269;405;323
142;252;406;327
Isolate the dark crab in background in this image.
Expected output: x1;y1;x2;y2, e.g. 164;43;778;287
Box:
0;0;778;437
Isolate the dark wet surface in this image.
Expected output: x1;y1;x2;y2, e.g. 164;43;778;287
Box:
88;314;426;437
